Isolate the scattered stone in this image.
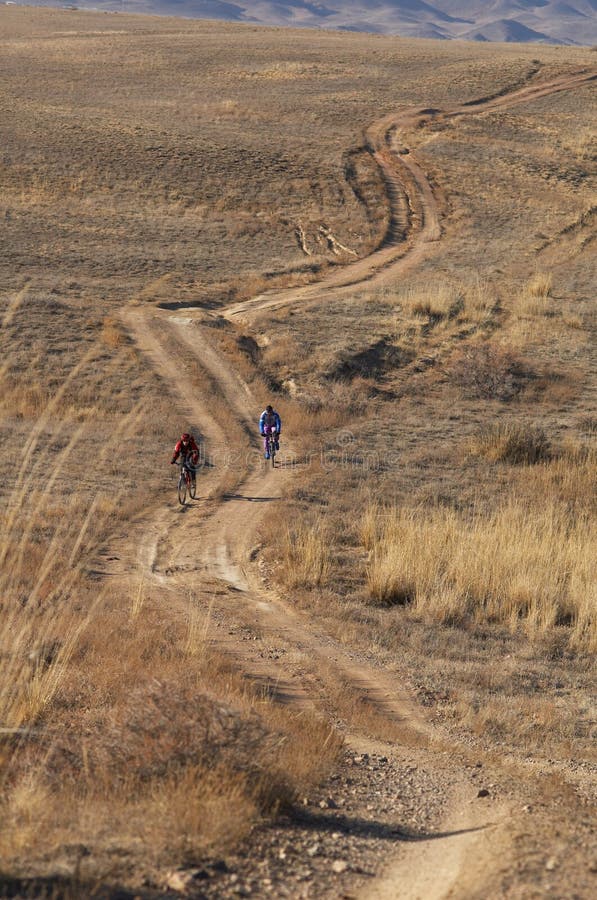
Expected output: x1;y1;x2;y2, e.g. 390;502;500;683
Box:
306;843;321;857
331;859;349;874
477;788;490;798
164;869;202;892
545;858;558;871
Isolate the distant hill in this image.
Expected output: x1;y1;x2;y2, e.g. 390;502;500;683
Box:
11;0;597;44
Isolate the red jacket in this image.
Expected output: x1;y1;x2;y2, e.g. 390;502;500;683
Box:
171;436;199;465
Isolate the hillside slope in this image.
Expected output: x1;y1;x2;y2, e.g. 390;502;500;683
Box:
19;0;597;43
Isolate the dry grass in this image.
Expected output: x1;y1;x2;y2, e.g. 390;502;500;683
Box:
277;519;332;589
515;272;554;316
2;8;596;890
363;499;595;651
468;421;552;464
379;275;497;326
0;315;341;882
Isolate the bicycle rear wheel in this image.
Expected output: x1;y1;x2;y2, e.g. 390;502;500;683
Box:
177;473;187;505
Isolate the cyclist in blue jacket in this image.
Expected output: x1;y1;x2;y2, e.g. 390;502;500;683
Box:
259;405;281;459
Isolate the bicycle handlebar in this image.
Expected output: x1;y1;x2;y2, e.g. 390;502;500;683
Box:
174;460;198;471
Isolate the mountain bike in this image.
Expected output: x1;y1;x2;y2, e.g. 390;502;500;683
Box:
175;459;197;505
266;431;278;468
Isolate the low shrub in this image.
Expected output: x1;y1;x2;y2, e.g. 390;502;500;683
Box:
469;421;551;464
445;340;528;400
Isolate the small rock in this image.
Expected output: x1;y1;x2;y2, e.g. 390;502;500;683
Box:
477;788;490;798
306;843;320;858
331;860;349;874
545;858;557;871
164;869;200;892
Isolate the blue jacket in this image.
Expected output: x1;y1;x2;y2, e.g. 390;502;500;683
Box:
259;409;281;435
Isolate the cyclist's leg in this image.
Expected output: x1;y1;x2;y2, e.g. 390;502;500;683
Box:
263;428;270;459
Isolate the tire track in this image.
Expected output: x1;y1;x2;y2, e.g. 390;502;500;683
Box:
222;67;595;322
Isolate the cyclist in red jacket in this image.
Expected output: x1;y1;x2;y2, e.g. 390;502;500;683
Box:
171;432;200;486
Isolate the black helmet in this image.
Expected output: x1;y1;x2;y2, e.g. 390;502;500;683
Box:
266;405;273;413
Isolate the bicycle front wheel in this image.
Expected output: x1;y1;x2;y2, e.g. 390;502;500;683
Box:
177;473;187;505
189;472;197;499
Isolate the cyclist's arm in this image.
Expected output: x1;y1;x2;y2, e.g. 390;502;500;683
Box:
171;440;181;463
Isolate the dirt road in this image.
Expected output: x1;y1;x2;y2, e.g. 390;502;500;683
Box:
118;68;596;898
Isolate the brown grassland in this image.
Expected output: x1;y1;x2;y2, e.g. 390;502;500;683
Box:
0;6;595;898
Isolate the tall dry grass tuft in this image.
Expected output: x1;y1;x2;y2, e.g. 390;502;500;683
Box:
381;276;497;325
515;272;553;316
279;520;331;589
363;498;596;651
468;421;551;464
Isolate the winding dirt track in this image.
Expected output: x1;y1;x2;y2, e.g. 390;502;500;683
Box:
223;67;595;323
119;68;596;897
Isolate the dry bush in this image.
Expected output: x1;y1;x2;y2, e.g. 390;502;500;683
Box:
468;421;551;464
363;502;596;651
445;340;528;399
